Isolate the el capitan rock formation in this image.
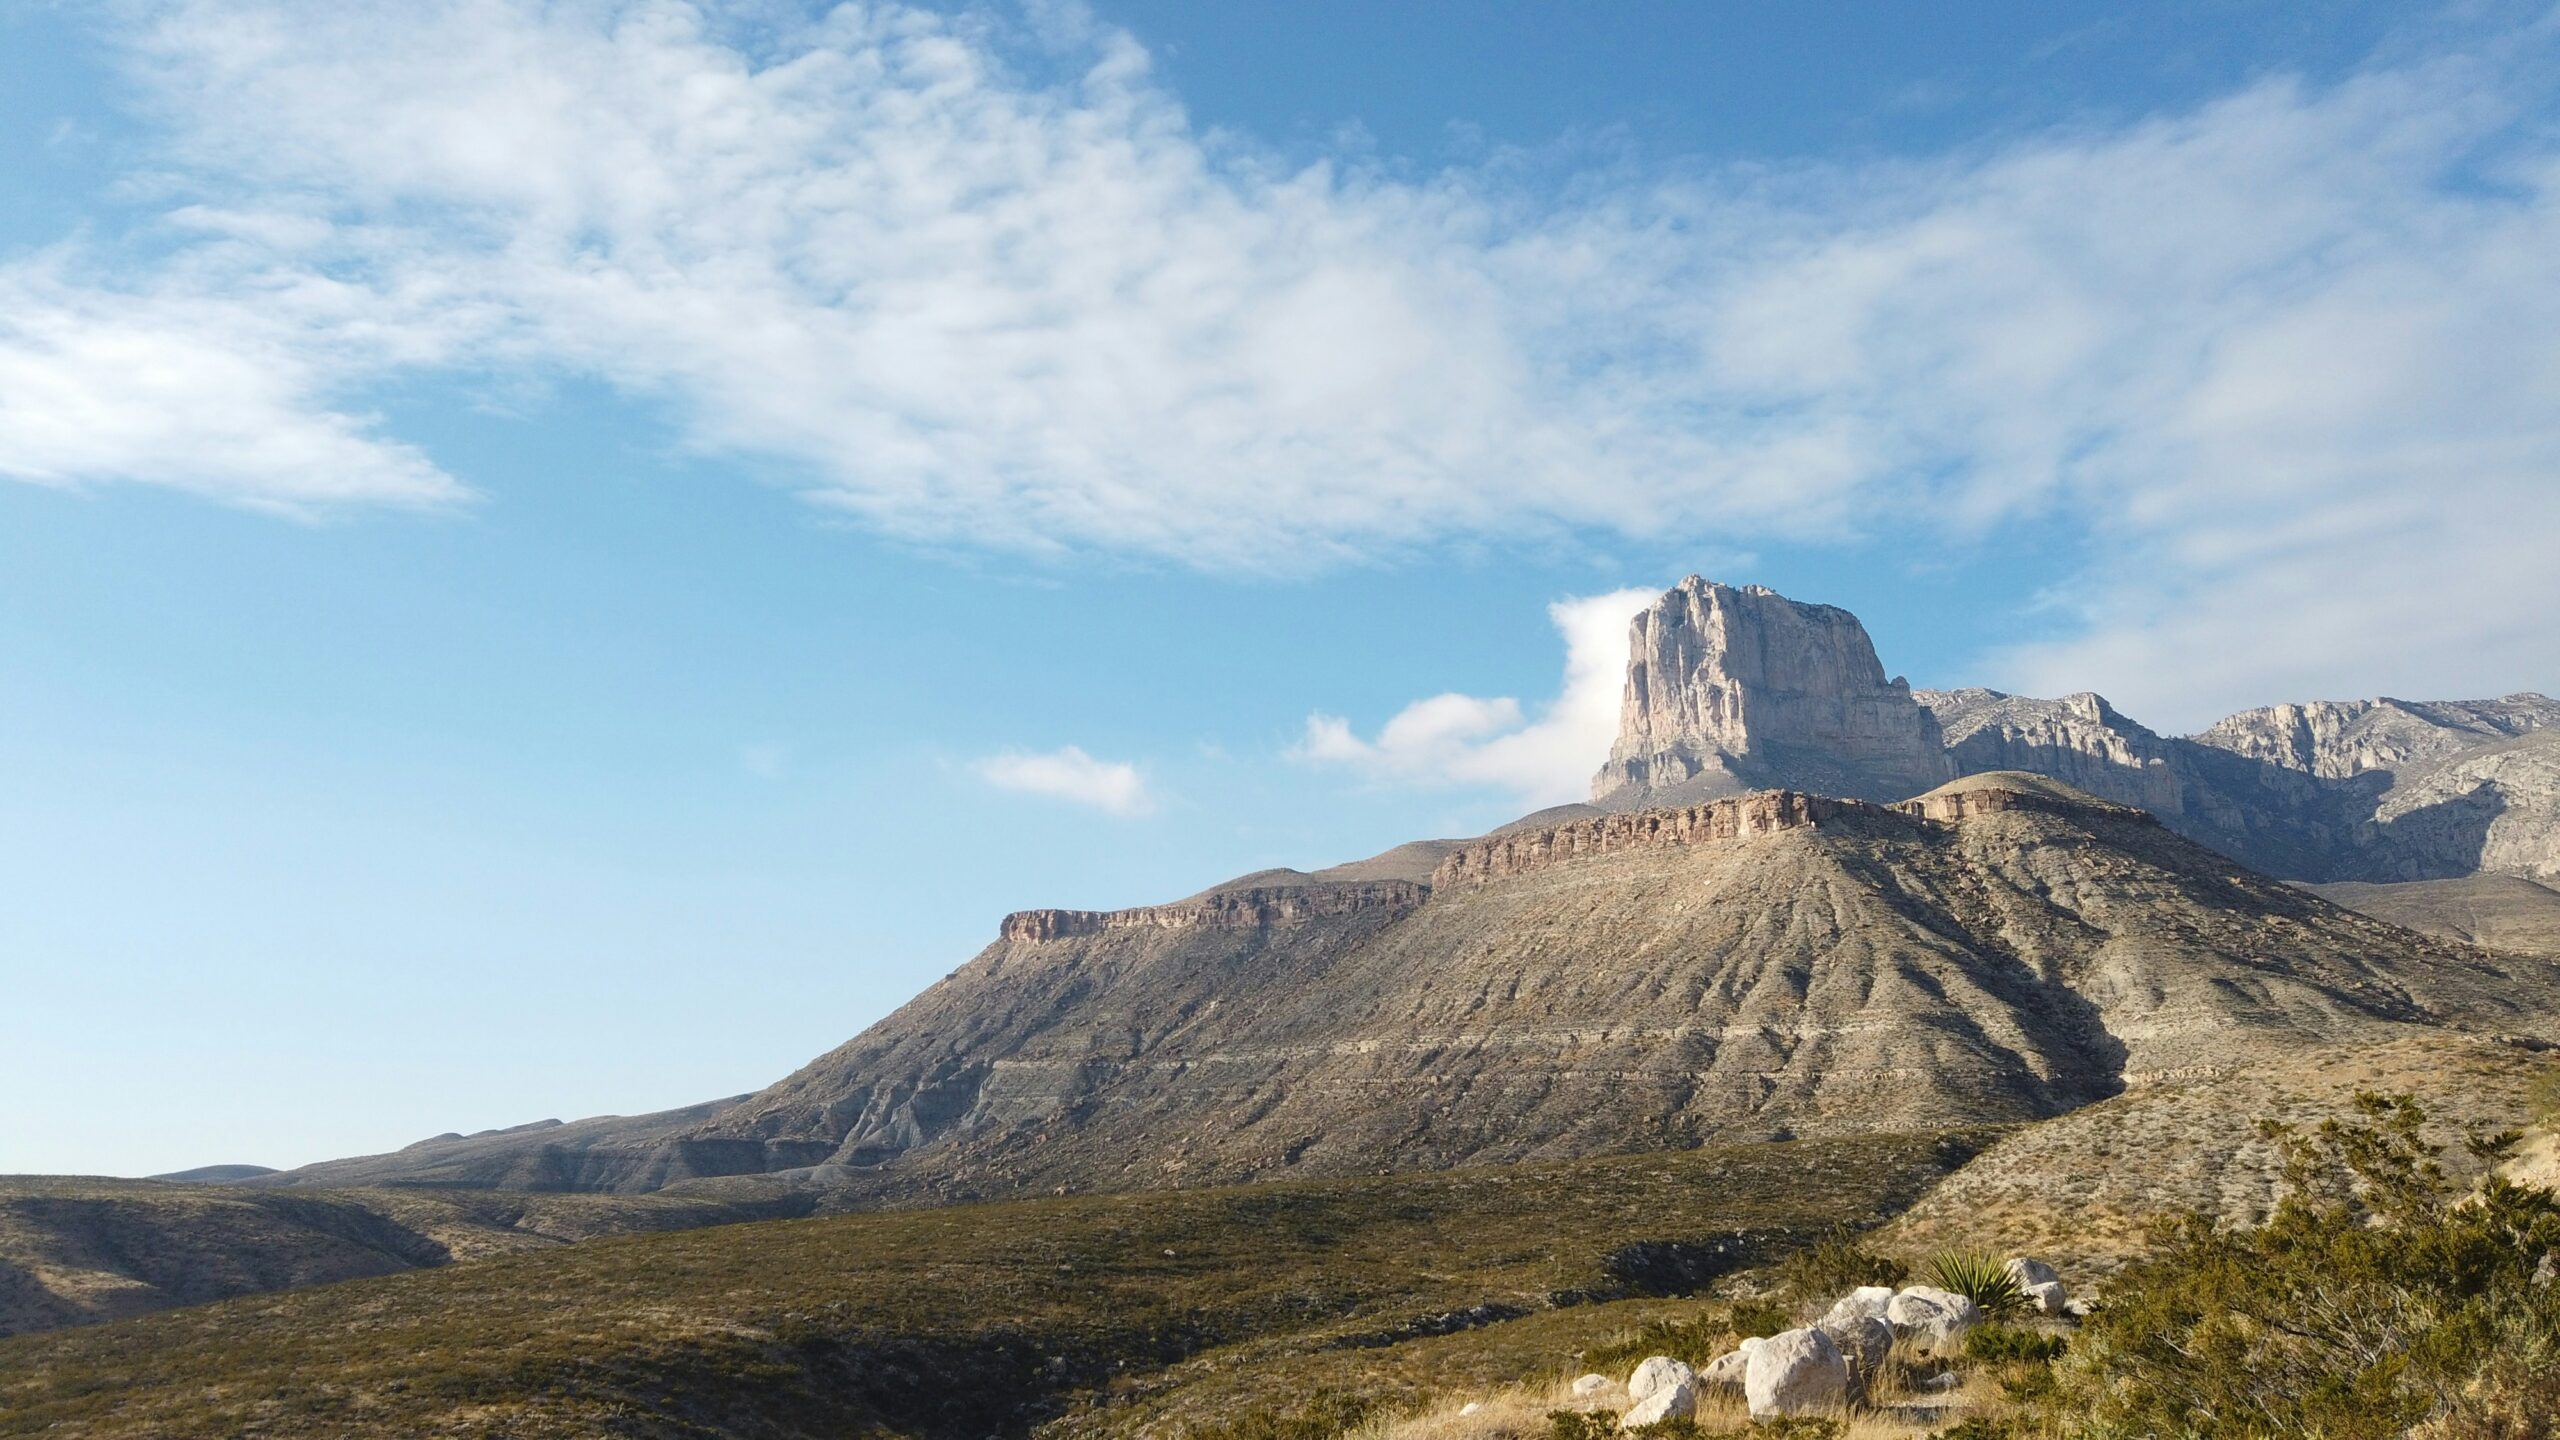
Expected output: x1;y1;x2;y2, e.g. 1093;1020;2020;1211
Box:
1592;578;1952;806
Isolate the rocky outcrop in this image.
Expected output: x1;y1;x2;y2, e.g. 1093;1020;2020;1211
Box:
1430;791;1855;889
1592;578;1951;806
1001;881;1427;941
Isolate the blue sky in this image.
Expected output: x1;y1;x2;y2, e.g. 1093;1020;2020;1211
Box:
4;1;2557;1177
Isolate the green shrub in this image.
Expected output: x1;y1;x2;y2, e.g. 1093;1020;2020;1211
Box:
1726;1298;1788;1338
1550;1410;1616;1440
1923;1249;2025;1319
1963;1324;2066;1366
1929;1420;2020;1440
1186;1392;1373;1440
1578;1313;1732;1372
1773;1227;1908;1307
2049;1092;2560;1439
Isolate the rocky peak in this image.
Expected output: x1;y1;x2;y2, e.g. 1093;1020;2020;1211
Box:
1591;577;1952;806
2189;694;2560;780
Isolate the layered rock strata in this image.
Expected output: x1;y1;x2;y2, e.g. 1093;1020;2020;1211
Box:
279;778;2560;1200
1000;881;1427;941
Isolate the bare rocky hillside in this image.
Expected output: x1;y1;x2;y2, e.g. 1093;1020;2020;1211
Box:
274;775;2560;1204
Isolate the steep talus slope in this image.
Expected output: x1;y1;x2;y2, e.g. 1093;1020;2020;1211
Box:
285;781;2559;1203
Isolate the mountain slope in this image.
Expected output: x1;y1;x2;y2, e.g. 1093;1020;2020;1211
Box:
0;1178;808;1337
2306;872;2560;958
279;777;2560;1199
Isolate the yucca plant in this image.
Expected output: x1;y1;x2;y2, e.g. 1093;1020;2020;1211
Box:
1923;1248;2026;1318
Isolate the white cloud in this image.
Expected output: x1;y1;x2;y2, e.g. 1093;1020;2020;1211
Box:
13;4;2560;719
974;745;1155;817
0;256;468;514
1297;587;1657;809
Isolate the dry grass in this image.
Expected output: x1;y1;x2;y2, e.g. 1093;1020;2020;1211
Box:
1332;1320;2018;1440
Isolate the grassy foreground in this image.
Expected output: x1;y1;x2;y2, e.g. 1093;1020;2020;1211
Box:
0;1132;1984;1440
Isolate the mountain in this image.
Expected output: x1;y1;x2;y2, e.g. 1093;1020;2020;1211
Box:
246;574;2559;1218
268;772;2560;1203
1592;578;1952;805
1585;576;2558;885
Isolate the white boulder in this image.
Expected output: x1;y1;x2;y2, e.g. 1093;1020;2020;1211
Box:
1618;1379;1695;1429
1818;1314;1893;1392
1570;1373;1612;1397
1743;1326;1849;1419
1819;1284;1896;1328
1625;1357;1696;1405
2023;1279;2069;1317
1697;1349;1749;1392
2004;1257;2061;1291
1885;1285;1982;1353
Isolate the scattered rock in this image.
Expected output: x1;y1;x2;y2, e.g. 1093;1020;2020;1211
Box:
1571;1374;1611;1397
2023;1279;2069;1316
2003;1256;2060;1291
1885;1285;1981;1353
1619;1379;1696;1429
1819;1284;1896;1328
1743;1326;1849;1419
1459;1402;1482;1416
1920;1371;1962;1392
1626;1356;1696;1404
1697;1349;1749;1392
1818;1314;1893;1395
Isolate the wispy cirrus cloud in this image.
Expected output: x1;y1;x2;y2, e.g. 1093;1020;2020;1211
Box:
974;745;1155;817
9;3;2560;722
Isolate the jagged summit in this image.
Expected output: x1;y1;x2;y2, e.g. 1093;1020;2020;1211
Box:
1590;576;1952;807
1593;578;2560;886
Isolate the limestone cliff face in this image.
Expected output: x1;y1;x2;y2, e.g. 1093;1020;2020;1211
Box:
1917;689;2187;817
1591;577;1951;806
1000;881;1427;942
1584;579;2558;885
2190;695;2560;780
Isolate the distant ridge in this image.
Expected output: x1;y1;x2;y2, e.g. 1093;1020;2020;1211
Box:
1592;576;2560;885
144;1164;277;1184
